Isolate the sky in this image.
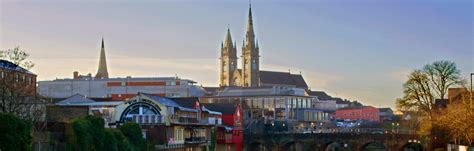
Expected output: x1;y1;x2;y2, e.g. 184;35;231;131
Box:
1;0;472;109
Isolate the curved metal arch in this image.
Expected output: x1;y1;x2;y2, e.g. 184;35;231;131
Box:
400;142;424;151
119;101;162;123
358;141;386;151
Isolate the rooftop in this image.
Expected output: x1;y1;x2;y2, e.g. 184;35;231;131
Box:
0;59;35;75
259;70;308;88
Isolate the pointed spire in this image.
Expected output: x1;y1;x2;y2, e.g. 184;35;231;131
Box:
247;2;254;36
224;28;233;48
95;37;109;79
101;37;105;49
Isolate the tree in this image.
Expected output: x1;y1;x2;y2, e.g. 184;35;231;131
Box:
104;129;118;151
0;47;47;133
396;60;467;149
423;60;465;99
0;113;32;151
397;61;465;116
119;123;146;151
432;92;474;146
0;46;35;70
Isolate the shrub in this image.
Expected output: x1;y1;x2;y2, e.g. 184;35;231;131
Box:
0;113;32;151
119;123;146;151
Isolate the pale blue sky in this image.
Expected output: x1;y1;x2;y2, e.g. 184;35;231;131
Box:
1;0;472;109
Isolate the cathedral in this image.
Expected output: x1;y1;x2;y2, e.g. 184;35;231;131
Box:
219;4;308;89
220;4;259;87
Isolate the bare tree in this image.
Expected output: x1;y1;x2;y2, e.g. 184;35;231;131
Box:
0;46;35;70
423;60;466;99
397;61;465;116
0;47;47;132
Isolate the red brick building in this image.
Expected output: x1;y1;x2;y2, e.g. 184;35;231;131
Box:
334;106;380;122
202;103;243;151
0;59;37;95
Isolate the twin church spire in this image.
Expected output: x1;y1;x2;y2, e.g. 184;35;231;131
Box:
220;4;260;87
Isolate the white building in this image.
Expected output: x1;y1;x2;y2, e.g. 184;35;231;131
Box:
38;76;206;100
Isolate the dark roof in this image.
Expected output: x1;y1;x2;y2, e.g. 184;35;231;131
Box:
378;108;393;112
201;103;237;115
169;97;199;108
307;91;332;100
338;106;376;110
259;70;308;88
0;59;35;75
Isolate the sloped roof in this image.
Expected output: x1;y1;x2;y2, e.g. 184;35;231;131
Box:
338;106;377;110
202;103;237;115
202;106;222;115
378;108;393;112
170;97;199;108
307;91;332;100
141;93;197;112
56;94;96;105
0;59;35;75
259;70;308;88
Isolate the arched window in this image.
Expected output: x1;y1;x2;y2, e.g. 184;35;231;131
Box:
120;101;161;123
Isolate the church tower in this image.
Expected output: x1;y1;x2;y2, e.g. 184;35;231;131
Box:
219;28;238;87
241;4;260;87
95;38;109;79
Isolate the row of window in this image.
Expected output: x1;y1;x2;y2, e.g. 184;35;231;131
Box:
304;111;329;121
0;71;34;85
247;97;314;109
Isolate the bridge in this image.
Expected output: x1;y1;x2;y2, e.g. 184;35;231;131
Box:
244;128;423;151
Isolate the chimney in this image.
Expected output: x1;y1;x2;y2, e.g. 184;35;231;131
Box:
73;71;79;79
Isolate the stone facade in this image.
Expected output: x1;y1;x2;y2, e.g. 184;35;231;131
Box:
220;5;260;87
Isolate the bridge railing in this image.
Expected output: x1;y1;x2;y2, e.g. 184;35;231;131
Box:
275;128;415;135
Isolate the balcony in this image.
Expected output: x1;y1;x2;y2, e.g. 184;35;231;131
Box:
169;115;198;125
185;137;208;145
125;114;165;125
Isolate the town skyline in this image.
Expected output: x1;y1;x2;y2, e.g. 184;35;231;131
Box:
1;0;472;109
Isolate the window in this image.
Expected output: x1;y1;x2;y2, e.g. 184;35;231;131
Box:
16;74;20;82
1;71;4;78
166;81;176;86
121;82;126;86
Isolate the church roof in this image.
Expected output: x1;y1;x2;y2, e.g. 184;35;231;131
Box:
259;70;308;88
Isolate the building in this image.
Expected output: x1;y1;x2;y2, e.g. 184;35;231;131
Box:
95;38;109;79
200;86;330;133
113;93;221;150
0;59;44;122
218;5;310;89
335;100;351;109
38;38;206;100
203;103;243;151
219;5;259;87
334;106;380;122
378;108;394;123
39;76;206;100
0;59;37;95
51;94;123;125
306;91;337;111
